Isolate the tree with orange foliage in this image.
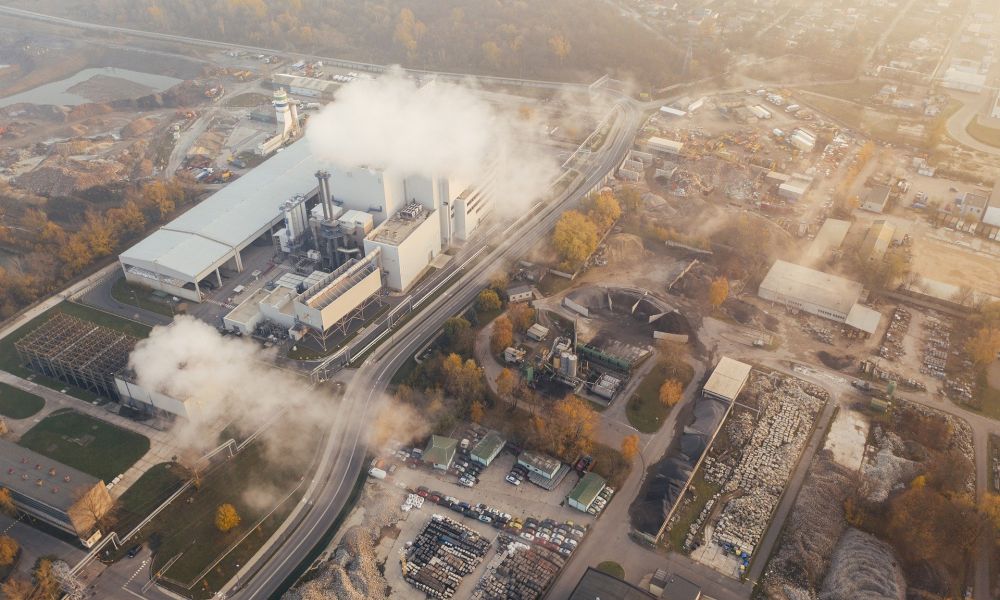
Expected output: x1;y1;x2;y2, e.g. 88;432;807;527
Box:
659;379;683;407
547;395;596;460
708;277;729;309
620;434;640;462
491;316;514;355
215;503;241;533
469;401;485;424
508;303;535;333
495;368;516;408
967;327;1000;367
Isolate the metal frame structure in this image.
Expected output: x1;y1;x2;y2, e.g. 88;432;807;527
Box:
14;313;137;400
295;254;386;350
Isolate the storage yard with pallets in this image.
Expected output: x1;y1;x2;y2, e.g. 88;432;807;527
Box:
672;370;827;578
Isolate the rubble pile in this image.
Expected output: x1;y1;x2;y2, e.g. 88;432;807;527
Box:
710;375;825;554
283;485;399;600
15;155;126;196
820;528;906;600
758;458;854;599
471;536;565;600
800;318;833;344
861;429;921;502
401;514;491;599
286;526;388;600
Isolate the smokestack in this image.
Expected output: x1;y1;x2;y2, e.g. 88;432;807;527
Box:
315;170;332;220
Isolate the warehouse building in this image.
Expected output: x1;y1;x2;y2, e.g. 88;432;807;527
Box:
569;567;656;600
120;119;497;302
703;357;752;403
0;439;113;546
758;260;881;334
861;184;892;213
15;313;137;401
470;431;506;467
567;472;607;512
115;373;198;420
273;73;338;99
803;218;850;265
859;220;895;261
424;436;457;471
645;136;685;155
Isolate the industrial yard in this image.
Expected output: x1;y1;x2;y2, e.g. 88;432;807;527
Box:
2;1;1000;600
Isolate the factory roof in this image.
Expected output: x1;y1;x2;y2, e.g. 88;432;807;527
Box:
845;303;882;335
423;436;457;467
120;139;326;281
366;203;432;246
861;184;892;211
471;432;505;461
759;260;864;316
646;136;684;152
703;357;752;402
224;287;271;326
650;572;701;600
568;472;606;507
860;220;895;260
569;567;656;600
804;219;851;264
274;73;338;95
0;438;103;512
517;450;562;478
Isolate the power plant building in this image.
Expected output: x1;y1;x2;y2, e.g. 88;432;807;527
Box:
119;138;495;303
0;439;113;545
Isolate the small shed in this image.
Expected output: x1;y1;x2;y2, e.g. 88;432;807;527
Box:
703;357;752;402
471;431;506;466
527;323;550;341
423;435;457;470
517;450;561;479
507;284;534;303
568;472;607;512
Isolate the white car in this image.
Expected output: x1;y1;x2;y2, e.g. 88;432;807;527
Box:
505;474;521;486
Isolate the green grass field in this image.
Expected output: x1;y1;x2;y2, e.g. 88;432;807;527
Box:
18;410;150;482
626;360;695;433
113;462;189;534
596;561;625;579
110;277;176;318
147;429;321;598
665;471;721;552
0;382;45;419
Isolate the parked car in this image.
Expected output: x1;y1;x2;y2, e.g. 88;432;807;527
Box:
126;544;142;559
477;514;493;524
505;474;521;485
416;486;429;497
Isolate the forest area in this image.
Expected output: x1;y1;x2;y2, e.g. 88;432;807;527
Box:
0;179;193;319
32;0;687;86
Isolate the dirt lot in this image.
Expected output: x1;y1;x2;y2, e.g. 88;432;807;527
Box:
910;235;1000;297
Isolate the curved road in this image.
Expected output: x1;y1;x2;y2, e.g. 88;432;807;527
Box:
219;101;642;600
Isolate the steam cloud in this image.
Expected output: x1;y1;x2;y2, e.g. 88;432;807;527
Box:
128;317;424;461
307;69;559;215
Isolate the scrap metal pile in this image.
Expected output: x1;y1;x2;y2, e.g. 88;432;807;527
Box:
921;313;950;379
878;307;910;361
471;535;566;600
710;373;825;555
401;514;491;599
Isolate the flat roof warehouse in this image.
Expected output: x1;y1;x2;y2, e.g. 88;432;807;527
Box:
119;140;325;286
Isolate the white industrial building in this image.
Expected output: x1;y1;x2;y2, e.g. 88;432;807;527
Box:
645;136;685;155
758;260;881;334
120;138;495;303
363;203;442;291
273;73;338;99
115;374;199;420
703;357;751;403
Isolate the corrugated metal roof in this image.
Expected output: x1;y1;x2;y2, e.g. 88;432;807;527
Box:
703;357;751;402
120;139;326;280
568;472;606;506
759;260;863;316
845;304;882;335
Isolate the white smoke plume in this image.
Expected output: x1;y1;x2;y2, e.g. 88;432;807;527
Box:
127;317;425;460
307;69;559;215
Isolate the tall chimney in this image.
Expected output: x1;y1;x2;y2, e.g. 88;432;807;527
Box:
315;170;332;220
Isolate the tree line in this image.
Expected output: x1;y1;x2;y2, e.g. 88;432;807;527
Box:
0;179;193;319
40;0;687;86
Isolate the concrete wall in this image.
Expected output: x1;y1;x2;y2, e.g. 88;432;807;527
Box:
364;214;441;291
115;377;192;419
758;286;849;322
